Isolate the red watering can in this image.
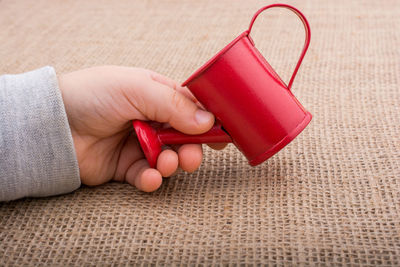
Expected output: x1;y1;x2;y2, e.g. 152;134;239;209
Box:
133;3;312;168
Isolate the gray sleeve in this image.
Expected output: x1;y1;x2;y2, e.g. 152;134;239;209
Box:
0;66;81;201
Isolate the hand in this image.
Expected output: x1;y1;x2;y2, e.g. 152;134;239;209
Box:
58;66;225;192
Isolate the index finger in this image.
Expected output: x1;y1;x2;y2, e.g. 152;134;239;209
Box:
207;143;228;150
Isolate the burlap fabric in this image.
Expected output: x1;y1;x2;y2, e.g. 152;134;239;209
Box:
1;0;399;265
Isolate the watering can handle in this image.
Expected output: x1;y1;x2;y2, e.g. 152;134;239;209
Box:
247;4;311;90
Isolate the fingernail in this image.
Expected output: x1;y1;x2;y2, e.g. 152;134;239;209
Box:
195;109;213;125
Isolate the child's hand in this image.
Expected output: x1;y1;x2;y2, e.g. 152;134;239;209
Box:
59;66;220;192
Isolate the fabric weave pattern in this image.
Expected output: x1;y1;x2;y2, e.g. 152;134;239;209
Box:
0;0;399;265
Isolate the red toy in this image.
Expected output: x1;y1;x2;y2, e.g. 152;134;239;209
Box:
133;4;312;168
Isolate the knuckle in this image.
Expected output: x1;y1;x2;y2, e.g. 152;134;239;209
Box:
171;90;186;110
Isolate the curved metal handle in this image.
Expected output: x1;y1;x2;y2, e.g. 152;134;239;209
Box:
247;4;311;90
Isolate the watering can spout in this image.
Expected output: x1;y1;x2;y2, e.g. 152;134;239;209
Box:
133;120;233;168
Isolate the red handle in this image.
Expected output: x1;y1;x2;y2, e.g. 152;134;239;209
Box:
247;4;311;90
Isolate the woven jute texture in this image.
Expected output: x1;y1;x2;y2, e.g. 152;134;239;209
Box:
1;0;399;265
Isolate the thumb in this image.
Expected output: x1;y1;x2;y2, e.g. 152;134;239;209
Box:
132;72;214;135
